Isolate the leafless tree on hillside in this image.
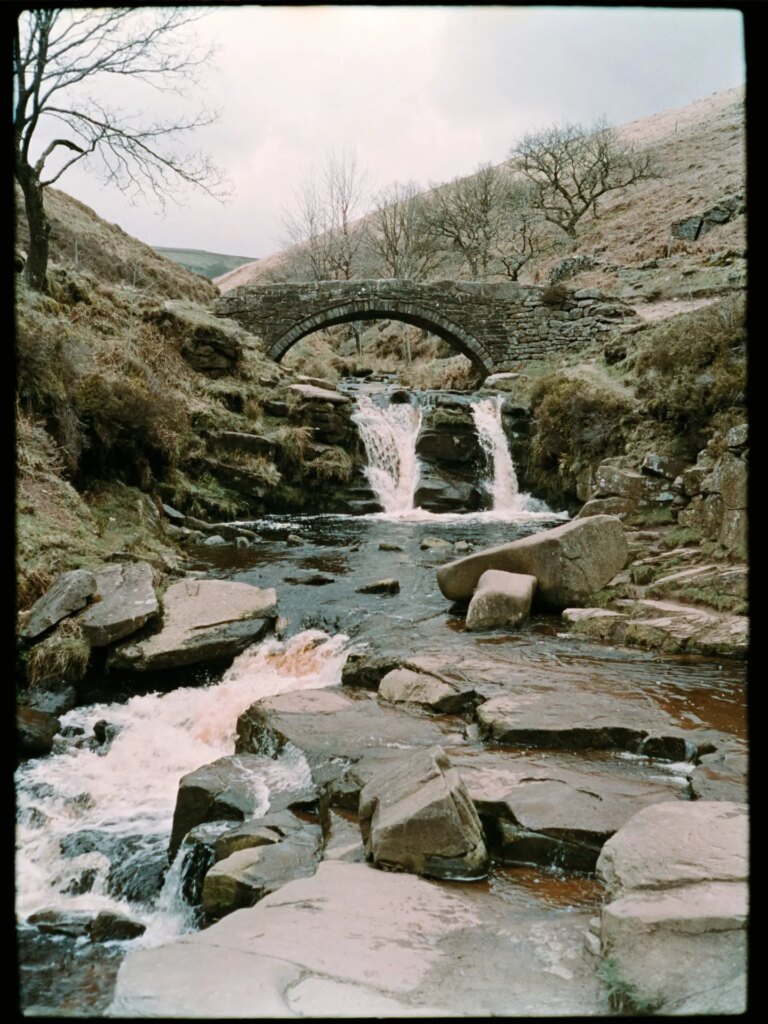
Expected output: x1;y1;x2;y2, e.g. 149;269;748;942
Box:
13;7;229;292
491;176;557;281
368;181;444;279
512;118;656;238
424;163;505;279
283;150;368;282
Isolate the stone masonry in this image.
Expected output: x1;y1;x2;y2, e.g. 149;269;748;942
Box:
214;280;629;378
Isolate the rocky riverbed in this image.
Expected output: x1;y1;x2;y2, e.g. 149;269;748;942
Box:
15;509;748;1016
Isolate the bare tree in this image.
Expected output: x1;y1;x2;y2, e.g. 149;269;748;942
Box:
491;176;557;281
13;7;229;292
512;118;656;238
283;150;368;282
368;181;444;279
424;163;506;279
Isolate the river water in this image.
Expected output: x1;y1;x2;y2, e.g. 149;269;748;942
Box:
15;388;747;1016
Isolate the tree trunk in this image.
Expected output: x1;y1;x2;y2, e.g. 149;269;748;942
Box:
17;167;50;292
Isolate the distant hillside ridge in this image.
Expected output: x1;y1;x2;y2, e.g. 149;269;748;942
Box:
154;247;258;280
214;84;745;295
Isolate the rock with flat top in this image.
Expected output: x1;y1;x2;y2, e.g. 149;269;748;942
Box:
289;383;350;404
107;578;276;671
437;516;628;610
465;570;536;630
596;801;748;1015
378;668;476;714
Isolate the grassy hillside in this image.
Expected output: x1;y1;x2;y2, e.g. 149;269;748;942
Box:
154;247;258;280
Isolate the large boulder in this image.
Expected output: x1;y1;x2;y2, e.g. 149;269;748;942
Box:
596;801;748;1015
378;668;477;714
436;516;628;610
107;578;276;671
19;569;97;640
465;570;536;631
79;562;159;647
17;706;60;758
358;746;488;880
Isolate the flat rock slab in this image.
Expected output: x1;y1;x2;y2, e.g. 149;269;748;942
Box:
691;741;748;802
289;383;350;404
108;578;277;671
79;562;158;647
111;861;602;1017
236;688;459;808
451;750;686;871
476;688;670;752
596;801;748;1014
465;570;536;630
20;568;97;640
359;746;488;880
437;515;628;610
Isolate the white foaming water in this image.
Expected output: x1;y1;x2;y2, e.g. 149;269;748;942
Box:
471;395;524;513
15;630;348;942
352;393;422;515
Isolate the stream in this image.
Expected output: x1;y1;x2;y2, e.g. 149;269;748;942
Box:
15;386;747;1016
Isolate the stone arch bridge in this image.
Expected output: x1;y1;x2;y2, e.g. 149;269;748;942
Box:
213;279;619;378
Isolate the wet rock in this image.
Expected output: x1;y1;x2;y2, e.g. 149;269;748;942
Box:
169;753;314;862
414;472;483;514
437;515;628;610
378;668;477;714
596;801;748;1014
356;578;399;595
202;819;321;920
28;909;93;938
17;706;60;758
690;741;748;802
465;570;536;631
323;810;366;863
112;861;602;1017
108;579;277;672
236;688;450;809
203;534;227;546
476;688;668;751
379;542;403;552
20;569;97;640
286;534;304;547
78;562;158;647
90;911;146;943
341;651;401;691
454;751;685;871
420;536;454;551
562;608;629;643
214;819;285;862
359;746;488;880
416;424;481;465
289;383;350;405
25;686;77;717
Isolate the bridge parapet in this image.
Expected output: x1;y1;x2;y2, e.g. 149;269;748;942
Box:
214;279;622;376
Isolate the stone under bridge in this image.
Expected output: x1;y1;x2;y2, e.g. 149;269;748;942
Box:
214;279;622;377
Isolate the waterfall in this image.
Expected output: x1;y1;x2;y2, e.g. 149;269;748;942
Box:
471;395;524;513
15;630;348;942
351;393;422;515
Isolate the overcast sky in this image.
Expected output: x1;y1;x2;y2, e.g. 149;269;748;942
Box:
39;4;745;259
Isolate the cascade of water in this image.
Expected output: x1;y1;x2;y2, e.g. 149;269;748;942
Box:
15;630;348;940
351;393;422;515
471;395;524;513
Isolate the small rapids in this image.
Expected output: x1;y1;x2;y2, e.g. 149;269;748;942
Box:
15;630;349;943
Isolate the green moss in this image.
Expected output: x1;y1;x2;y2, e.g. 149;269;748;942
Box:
306;447;354;483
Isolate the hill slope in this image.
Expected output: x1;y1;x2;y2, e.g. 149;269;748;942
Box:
154;247;258;280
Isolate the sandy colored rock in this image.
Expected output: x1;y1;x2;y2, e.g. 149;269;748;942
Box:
437;515;628;610
465;570;536;631
378;667;475;713
289;383;350;404
107;578;276;671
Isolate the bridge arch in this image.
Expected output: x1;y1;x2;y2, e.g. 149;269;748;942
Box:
266;298;496;376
